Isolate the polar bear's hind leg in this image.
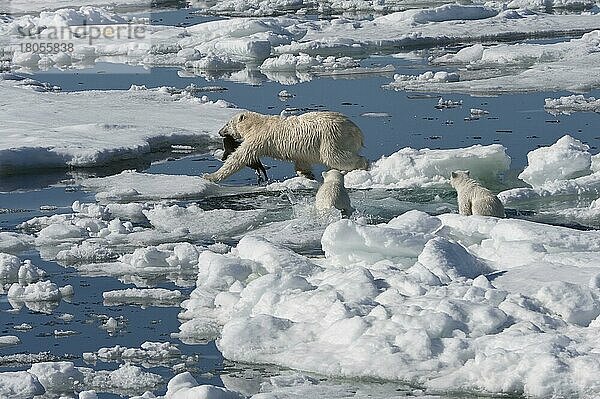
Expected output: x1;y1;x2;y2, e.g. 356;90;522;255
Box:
294;161;316;180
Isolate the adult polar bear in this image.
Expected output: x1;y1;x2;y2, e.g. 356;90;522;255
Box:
204;111;369;182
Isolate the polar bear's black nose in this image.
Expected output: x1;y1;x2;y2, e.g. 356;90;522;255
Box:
218;125;229;137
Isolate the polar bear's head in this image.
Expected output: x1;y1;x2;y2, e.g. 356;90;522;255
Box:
218;113;250;141
322;169;345;183
450;170;471;187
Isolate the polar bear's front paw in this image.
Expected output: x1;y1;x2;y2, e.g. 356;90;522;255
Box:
202;173;219;182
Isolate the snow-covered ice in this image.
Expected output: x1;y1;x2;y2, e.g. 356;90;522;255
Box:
281;6;600;59
0;371;44;399
345;144;510;189
499;135;600;204
29;361;84;394
518;135;593;188
3;0;155;14
0;77;237;173
193;0;599;16
391;29;600;93
496;135;600;227
79;171;261;202
81;364;162;395
8;280;73;306
3;5;600;91
83;342;186;368
103;288;183;307
3;1;600;398
81;171;220;202
175;210;600;397
0;335;20;348
162;372;243;399
545;95;600;115
0;232;34;254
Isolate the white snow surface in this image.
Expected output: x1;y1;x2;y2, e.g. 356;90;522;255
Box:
0;77;237;173
2;5;600;92
544;95;600;115
81;171;220;201
519;135;593;187
176;209;600;397
282;6;600;57
83;342;182;364
392;29;600;93
345;144;510;189
3;0;157;14
103;288;183;306
499;135;600;205
0;371;44;399
0;335;20;348
0;232;34;254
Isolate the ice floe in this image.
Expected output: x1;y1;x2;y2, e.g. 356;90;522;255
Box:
545;94;600;115
0;253;46;283
103;288;183;307
81;364;162;396
391;29;600;93
282;6;600;58
3;5;600;90
2;0;158;14
0;371;44;399
29;361;84;394
0;232;34;254
83;341;189;368
3;360;163;397
7;280;73;307
154;372;242;399
499;135;600;202
0;77;237;173
191;0;599;16
174;209;600;397
519;135;593;188
345;143;510;189
0;335;20;348
134;370;440;398
21;200;265;254
497;135;600;227
79;171;262;202
81;170;220;202
1;253;72;312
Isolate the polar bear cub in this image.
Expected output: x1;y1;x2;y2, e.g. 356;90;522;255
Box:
204;111;369;182
315;169;354;217
450;170;505;217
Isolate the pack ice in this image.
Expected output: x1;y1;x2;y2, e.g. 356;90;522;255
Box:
391;30;600;93
173;208;600;397
0;76;237;172
3;4;600;92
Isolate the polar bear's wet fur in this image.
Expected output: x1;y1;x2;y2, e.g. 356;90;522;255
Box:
315;169;354;217
204;111;369;182
450;170;505;217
